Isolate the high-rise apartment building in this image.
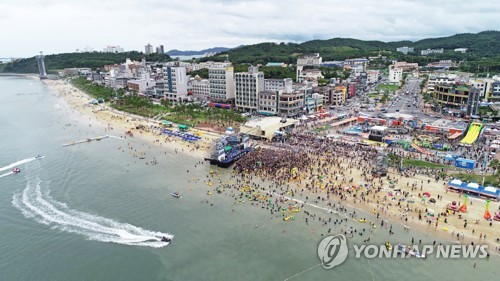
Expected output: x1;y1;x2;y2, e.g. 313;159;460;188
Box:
208;63;235;102
235;66;264;112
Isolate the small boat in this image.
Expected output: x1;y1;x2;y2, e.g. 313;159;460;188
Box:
35;155;44;159
160;236;171;242
172;192;181;198
358;219;367;223
12;167;21;174
95;136;102;141
87;138;92;142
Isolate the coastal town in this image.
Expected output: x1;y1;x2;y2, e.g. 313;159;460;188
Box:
1;0;500;279
28;40;500;256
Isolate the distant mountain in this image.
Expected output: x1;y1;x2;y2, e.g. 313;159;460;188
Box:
166;47;233;56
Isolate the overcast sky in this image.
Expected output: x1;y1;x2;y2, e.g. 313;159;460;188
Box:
0;0;498;57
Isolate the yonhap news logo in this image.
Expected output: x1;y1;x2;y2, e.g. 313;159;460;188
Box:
317;234;349;269
318;234;489;269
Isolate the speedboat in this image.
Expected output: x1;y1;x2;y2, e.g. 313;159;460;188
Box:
12;167;21;174
160;236;171;242
172;192;181;198
35;155;44;159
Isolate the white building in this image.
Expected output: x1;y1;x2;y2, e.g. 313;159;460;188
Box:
297;53;322;66
235;66;264;112
454;48;467;53
209;63;235;101
367;70;380;84
396;46;414;54
427;74;462;92
297;69;324;83
421;48;444;56
191;78;210;101
103;45;124;53
388;65;403;83
264;78;293;93
470;79;494;100
163;66;188;102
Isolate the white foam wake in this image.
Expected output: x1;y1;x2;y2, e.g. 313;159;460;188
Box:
0;171;14;178
0;157;42;173
12;177;173;248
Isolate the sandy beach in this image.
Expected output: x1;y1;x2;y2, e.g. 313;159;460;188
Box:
43;79;219;159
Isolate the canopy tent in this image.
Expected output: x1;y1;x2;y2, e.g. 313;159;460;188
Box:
481;186;500;198
444;154;455;161
178;124;189;131
447;179;463;188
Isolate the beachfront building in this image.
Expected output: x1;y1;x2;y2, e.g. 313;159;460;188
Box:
433;84;481;115
421;48;444;56
163;66;188;102
235;66;265;112
264;78;293;93
258;90;280;115
209;63;235;102
127;78;156;94
278;90;305;117
388;65;403;83
190;77;210;101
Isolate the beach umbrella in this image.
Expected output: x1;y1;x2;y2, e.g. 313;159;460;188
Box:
423;192;431;197
429;198;436;203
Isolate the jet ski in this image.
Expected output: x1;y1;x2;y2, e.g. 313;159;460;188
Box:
160;236;171;242
172;192;181;198
12;167;21;174
35;155;44;159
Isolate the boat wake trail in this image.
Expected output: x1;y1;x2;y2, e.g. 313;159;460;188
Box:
0;157;41;173
12;177;173;248
0;171;14;178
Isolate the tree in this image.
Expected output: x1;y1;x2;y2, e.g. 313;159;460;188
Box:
489;159;500;175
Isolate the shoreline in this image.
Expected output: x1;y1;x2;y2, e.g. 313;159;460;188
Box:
42;78;218;160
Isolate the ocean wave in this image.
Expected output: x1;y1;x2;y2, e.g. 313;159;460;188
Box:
12;176;173;248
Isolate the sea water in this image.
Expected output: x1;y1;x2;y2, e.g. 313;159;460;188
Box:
0;76;498;280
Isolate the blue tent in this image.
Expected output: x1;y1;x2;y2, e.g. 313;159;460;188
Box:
444;154;454;161
454;158;475;169
480;186;500;199
462;182;481;193
447;179;464;188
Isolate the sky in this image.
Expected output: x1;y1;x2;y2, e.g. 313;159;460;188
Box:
0;0;499;57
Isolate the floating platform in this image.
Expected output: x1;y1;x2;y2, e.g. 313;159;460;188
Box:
62;135;110;147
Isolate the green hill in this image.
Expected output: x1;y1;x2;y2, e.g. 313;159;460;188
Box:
2;51;171;74
209;31;500;72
